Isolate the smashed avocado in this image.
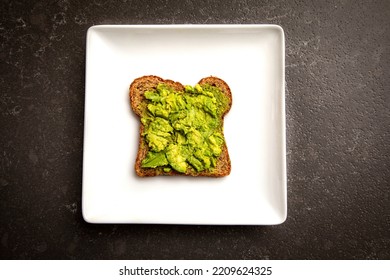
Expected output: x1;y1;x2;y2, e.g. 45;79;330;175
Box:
140;83;229;173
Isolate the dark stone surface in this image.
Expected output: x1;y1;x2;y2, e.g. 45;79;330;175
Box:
1;0;389;259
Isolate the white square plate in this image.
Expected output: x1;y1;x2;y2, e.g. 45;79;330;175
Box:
82;24;286;225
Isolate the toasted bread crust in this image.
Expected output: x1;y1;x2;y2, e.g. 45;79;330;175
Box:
129;75;232;177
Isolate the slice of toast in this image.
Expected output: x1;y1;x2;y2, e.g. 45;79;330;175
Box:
129;75;232;177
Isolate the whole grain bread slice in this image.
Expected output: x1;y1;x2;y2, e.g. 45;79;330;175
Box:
129;75;232;177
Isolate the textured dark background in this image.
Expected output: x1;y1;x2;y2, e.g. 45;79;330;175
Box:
1;0;389;259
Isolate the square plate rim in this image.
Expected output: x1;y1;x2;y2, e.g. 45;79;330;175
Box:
82;24;287;225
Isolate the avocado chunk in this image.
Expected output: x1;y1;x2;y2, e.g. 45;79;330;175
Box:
166;144;187;173
141;151;169;168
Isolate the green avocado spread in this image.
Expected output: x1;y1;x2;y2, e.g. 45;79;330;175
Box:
140;83;229;173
